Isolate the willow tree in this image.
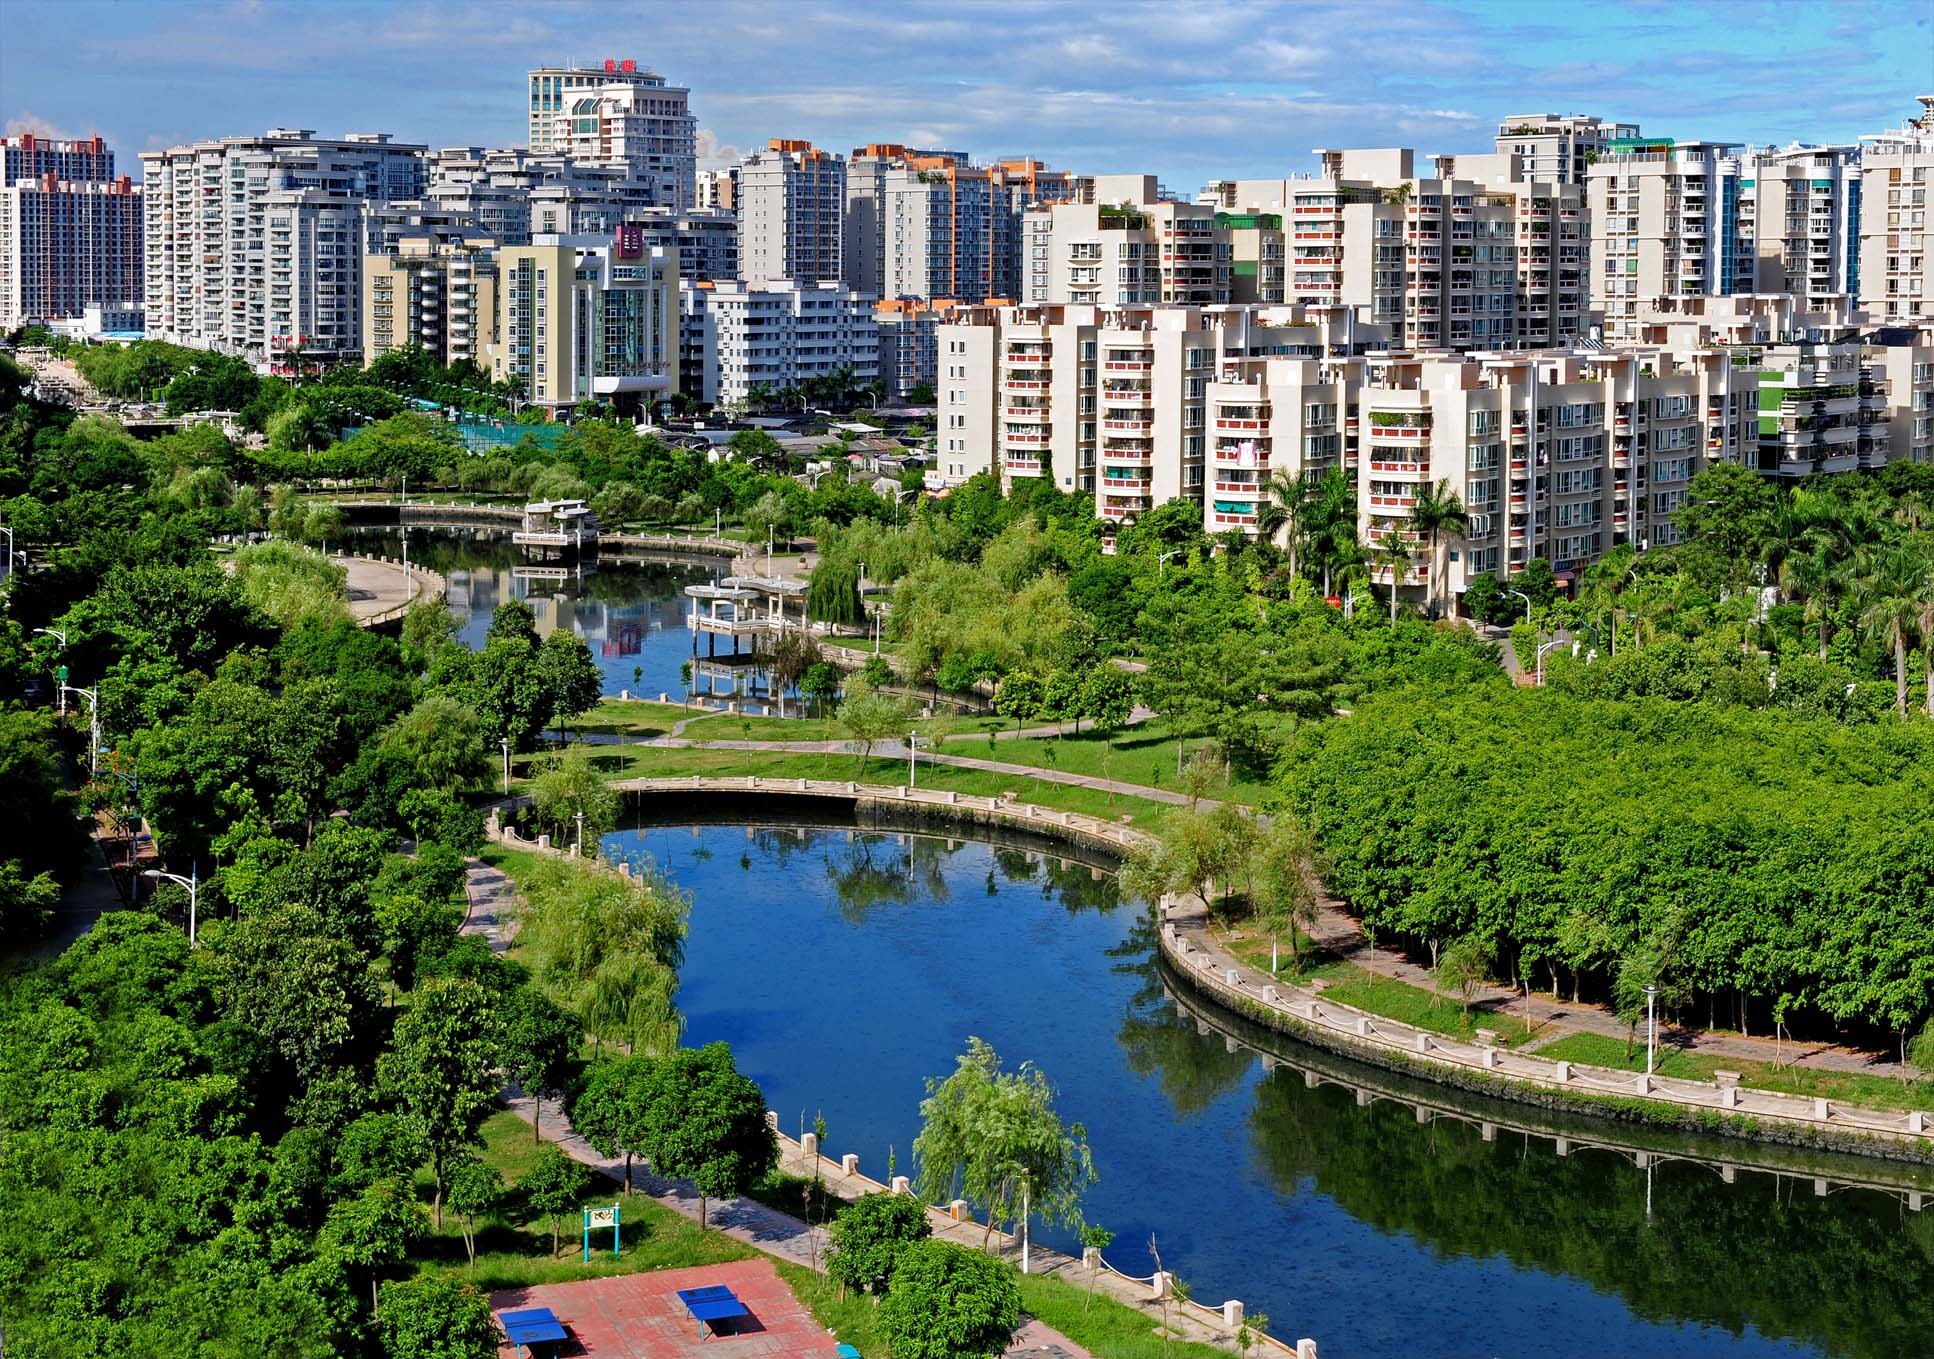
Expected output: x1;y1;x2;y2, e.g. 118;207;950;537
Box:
912;1037;1096;1263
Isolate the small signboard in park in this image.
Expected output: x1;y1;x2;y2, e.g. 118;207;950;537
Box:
583;1204;621;1261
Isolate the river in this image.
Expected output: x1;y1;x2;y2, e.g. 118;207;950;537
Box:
600;815;1931;1359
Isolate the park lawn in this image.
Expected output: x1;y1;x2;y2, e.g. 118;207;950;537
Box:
598;743;1182;837
477;843;548;885
405;1109;758;1291
1219;937;1523;1045
945;720;1277;807
1530;1033;1930;1113
576;698;706;739
1017;1271;1252;1359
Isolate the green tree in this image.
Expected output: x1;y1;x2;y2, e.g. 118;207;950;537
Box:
877;1240;1022;1359
993;671;1044;732
1079;668;1136;735
537;630;603;738
569;1052;654;1189
825;1191;933;1298
1252;815;1318;972
633;1041;776;1228
502;984;583;1145
320;1177;425;1313
375;694;489;792
530;743;620;847
520;1143;591;1257
911;1037;1096;1256
376;1273;498;1358
445;1154;505;1267
838;688;909;773
379;976;502;1227
1408;478;1469;619
1857;544;1924;716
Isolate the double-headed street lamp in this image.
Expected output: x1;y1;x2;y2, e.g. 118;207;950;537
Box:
59;683;100;774
143;865;200;947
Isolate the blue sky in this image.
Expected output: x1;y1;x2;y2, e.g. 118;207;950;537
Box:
4;0;1927;188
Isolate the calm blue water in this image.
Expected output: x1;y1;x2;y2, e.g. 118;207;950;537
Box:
604;820;1930;1359
354;526;721;700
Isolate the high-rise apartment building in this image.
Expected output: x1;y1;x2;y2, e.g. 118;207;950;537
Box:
1;167;142;331
1494;114;1640;184
363;231;499;367
1867;326;1934;466
527;59;696;208
141;129;426;363
1857;97;1934;324
490;226;678;414
1207;149;1588;350
875;297;958;398
738;140;846;285
843;147;1068;303
679;278;878;407
934;302;1390;503
696;167;738;212
1022;176;1229;307
1587;138;1746;341
1736;144;1861;308
630;207;738;281
3;133;117;186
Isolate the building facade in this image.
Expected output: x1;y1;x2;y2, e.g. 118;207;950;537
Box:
1494;114;1640;185
738;140;846;285
489;228;678;413
875;297;954;398
363;231;499;367
1;172;142;330
527;60;696;209
140;129;426;363
631;207;738;281
1587;138;1747;341
1737;144;1861;309
1857;97;1934;324
679;278;878;407
2;133;117;187
1022;176;1229;307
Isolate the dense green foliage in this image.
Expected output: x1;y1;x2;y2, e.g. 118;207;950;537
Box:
877;1240;1023;1359
1287;687;1934;1039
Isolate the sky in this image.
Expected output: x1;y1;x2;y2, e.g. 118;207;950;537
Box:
3;0;1928;189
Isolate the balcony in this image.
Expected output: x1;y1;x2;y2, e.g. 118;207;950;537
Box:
1102;418;1153;433
1004;406;1051;422
1103;358;1152;372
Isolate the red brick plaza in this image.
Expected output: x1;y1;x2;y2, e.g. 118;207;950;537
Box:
492;1257;846;1358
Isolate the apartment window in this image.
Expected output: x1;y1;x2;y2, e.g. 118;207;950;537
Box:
1469;410;1499;436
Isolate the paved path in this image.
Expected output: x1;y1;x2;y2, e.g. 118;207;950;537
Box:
337;554;447;626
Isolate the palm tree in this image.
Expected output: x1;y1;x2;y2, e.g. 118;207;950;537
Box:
1915;548;1934;718
1408;479;1469;620
1375;530;1413;623
1858;545;1923;716
1254;468;1307;576
1291;466;1354;595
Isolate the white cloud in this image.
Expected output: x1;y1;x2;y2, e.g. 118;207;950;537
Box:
5;112;83;140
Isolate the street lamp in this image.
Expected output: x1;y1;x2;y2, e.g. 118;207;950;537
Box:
576;810;586;856
59;683;100;774
33;626;67;714
143;865;200;947
907;731;918;788
1643;983;1660;1077
1533;639;1568;688
1158;550;1182;576
1504;588;1532;631
501;735;511;794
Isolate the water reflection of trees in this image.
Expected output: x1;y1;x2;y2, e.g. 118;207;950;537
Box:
989;846;1122;916
1110;913;1254;1117
1244;1064;1934;1359
821;832;955;923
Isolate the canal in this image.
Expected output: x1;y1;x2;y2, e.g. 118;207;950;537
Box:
605;816;1929;1359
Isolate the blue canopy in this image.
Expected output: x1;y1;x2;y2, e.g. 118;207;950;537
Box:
499;1307;568;1346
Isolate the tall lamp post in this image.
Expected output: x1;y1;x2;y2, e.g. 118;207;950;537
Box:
907;731;918;788
143;865;200;947
1644;983;1660;1077
32;626;67;714
1534;639;1569;689
500;735;511;794
59;683;100;774
1504;588;1532;632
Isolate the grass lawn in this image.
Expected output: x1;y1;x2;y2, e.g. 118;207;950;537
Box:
405;1110;757;1291
1017;1271;1248;1359
1531;1032;1931;1112
944;719;1276;807
575;698;708;740
477;842;547;883
598;744;1184;837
